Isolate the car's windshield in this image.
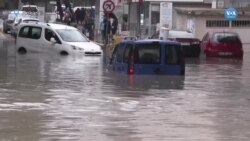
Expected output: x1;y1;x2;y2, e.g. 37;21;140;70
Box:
213;33;241;43
56;29;89;42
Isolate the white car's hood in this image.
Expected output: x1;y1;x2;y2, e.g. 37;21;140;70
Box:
67;41;102;52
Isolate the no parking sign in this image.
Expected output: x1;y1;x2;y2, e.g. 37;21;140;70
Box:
103;0;115;13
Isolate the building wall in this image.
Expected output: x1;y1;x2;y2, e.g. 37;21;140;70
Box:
185;15;250;44
221;0;250;8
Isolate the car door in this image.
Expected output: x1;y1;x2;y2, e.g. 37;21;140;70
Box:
122;43;133;74
164;44;185;75
44;28;63;53
18;26;43;53
113;43;126;73
133;42;162;75
29;26;43;52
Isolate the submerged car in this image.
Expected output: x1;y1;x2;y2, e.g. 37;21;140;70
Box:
109;39;185;75
151;30;201;57
16;22;103;55
201;31;243;58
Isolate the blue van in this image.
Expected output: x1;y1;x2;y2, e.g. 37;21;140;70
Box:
109;39;185;75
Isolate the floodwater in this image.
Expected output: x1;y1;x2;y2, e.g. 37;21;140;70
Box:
1;39;250;141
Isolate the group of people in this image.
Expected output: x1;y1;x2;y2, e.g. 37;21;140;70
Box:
100;13;118;44
60;7;95;40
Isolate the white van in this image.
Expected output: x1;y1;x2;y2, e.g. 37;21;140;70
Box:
16;22;103;55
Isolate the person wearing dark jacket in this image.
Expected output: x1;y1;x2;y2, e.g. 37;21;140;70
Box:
74;8;81;24
79;8;86;25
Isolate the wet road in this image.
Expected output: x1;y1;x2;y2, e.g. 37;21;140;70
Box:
1;39;250;141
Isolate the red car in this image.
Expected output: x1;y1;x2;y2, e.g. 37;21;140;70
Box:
201;31;243;58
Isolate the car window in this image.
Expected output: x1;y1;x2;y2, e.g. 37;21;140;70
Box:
56;29;89;42
213;33;241;43
19;26;30;38
134;43;161;64
123;44;133;63
45;28;61;44
18;26;42;39
31;27;42;39
166;45;182;65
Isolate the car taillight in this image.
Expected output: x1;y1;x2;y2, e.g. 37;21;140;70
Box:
128;55;134;75
129;67;134;75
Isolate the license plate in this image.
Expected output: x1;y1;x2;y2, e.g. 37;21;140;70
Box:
218;52;232;56
180;42;190;46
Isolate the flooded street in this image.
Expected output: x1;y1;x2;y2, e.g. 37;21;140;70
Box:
1;40;250;141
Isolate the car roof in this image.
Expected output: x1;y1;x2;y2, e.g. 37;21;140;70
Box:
47;23;77;30
19;22;77;30
120;39;179;45
168;30;195;38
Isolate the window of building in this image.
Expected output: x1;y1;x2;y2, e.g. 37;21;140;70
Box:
232;20;250;27
206;20;229;27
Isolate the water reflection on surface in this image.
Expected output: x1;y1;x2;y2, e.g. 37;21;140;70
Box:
0;41;250;140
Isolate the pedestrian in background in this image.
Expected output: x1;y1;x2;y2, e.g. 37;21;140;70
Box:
79;8;86;25
74;8;81;24
100;17;106;43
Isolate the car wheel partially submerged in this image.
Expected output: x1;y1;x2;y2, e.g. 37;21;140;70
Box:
18;47;27;54
60;51;69;56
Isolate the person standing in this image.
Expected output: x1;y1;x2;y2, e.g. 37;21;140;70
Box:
100;17;106;44
79;8;86;25
74;8;81;24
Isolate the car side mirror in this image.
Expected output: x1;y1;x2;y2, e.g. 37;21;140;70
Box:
50;37;57;43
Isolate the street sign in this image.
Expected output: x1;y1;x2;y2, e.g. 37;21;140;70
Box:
225;7;238;21
103;0;115;13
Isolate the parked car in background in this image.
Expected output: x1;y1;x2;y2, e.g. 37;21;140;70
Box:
3;19;14;33
151;29;201;57
109;39;185;75
11;17;39;37
16;22;102;56
2;11;18;33
201;31;243;58
21;5;38;17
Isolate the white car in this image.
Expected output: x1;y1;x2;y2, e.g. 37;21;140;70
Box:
16;22;103;56
11;16;39;37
